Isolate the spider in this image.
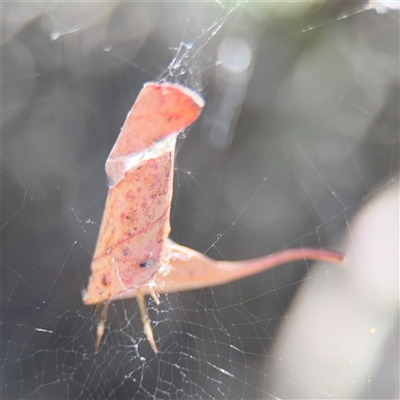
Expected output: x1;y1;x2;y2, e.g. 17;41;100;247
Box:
84;82;344;354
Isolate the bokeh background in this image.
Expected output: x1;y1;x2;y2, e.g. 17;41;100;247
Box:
2;1;399;399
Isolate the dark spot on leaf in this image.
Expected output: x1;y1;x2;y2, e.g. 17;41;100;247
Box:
139;260;155;269
122;248;129;257
102;275;109;286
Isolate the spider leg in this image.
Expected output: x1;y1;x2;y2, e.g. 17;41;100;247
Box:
149;286;160;305
136;288;158;353
94;299;110;354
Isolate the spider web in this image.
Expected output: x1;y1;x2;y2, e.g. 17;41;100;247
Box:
2;1;399;399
